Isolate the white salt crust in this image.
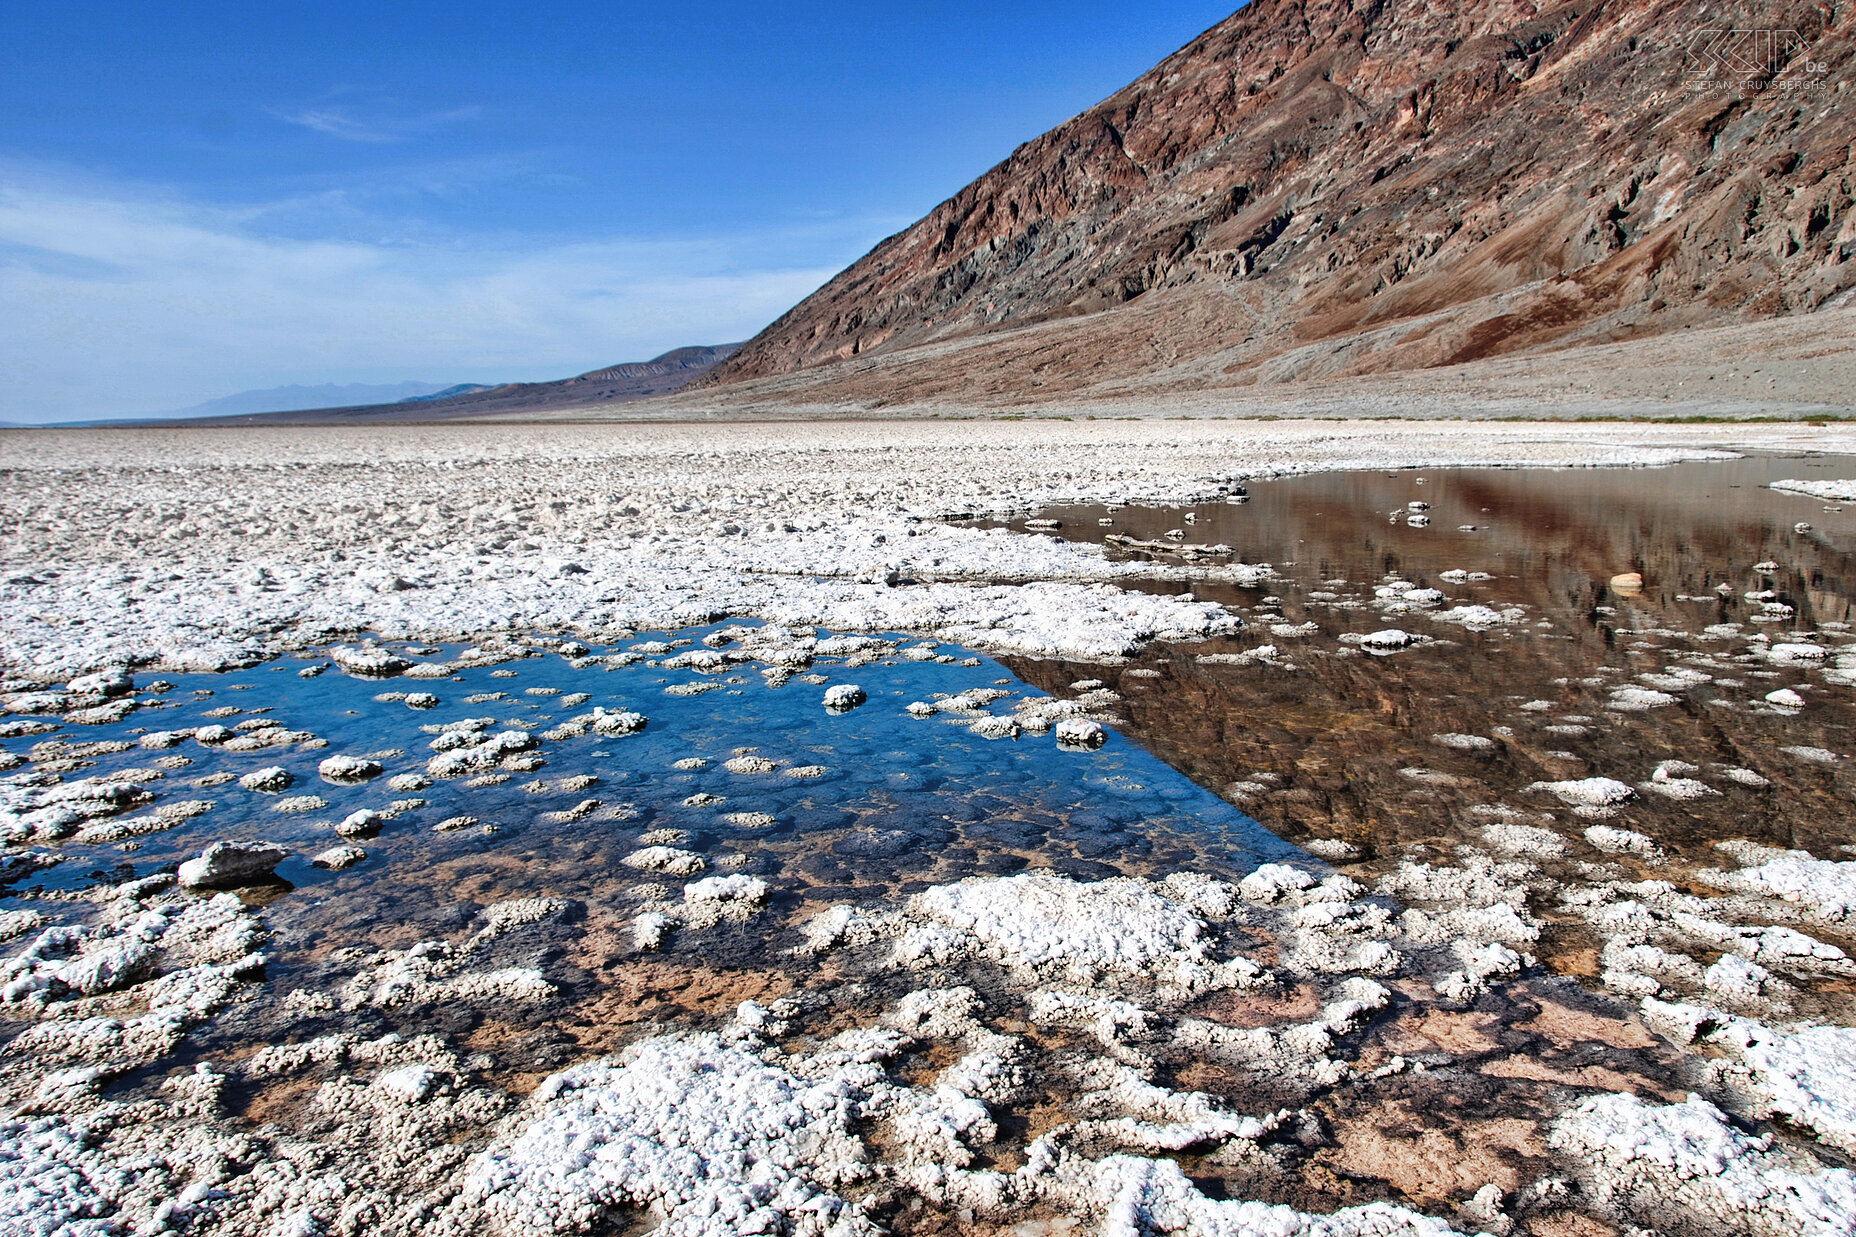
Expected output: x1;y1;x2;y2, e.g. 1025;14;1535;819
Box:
1701;845;1856;924
796;869;1428;1096
459;1031;879;1237
0;862;1467;1237
1557;867;1856;1015
1635;997;1856;1159
1552;1092;1856;1237
631;875;772;948
894;872;1247;996
0;420;1770;676
14;847;1856;1236
455;996;1457;1237
8;420;1856;1231
1772;478;1856;502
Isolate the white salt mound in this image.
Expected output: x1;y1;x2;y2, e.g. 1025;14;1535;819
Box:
623;846;706;877
1238;863;1316;903
1552;1092;1856;1237
1430;604;1524;629
684;875;769;909
1528;777;1635;816
318;754;384;782
722;755;777;774
238;766;294;792
1702;848;1856;923
1077;1153;1457;1237
1583;825;1661;858
1607;686;1678;711
823;683;866;710
311;845;367;870
178;841;289;889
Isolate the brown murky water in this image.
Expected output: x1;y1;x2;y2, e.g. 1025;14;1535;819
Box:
987;455;1856;983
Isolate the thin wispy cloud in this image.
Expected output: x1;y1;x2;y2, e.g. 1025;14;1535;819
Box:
0;165;868;422
267;102;484;143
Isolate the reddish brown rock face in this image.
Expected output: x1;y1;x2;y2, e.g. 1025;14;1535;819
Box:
704;0;1855;402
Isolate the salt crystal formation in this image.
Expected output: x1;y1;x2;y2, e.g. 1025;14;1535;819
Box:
176;840;289;889
823;683;866;710
10;426;1856;1235
1552;1093;1856;1237
0;422;1745;676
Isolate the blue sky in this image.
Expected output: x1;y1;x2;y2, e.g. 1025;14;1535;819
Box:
1;2;1239;421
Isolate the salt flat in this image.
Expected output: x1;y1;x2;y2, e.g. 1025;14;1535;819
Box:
3;418;1849;677
9;418;1856;1237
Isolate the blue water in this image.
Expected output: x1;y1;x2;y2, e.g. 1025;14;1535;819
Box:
1;625;1297;952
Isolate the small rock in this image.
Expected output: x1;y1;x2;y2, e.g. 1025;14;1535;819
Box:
239;766;294;792
1055;718;1107;749
823;684;866;711
178;841;289;889
311;845;367;870
319;754;384;782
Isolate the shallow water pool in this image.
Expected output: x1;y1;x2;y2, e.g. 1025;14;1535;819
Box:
0;623;1298;986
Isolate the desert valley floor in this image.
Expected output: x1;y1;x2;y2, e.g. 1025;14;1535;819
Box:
9;418;1856;1236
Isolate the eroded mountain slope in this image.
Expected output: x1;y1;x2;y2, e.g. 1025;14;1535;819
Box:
703;0;1855;403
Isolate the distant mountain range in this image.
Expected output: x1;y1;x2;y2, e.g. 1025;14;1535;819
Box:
125;345;740;425
146;380;464;420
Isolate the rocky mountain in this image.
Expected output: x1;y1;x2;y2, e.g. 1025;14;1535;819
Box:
152;345;741;424
700;0;1855;406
